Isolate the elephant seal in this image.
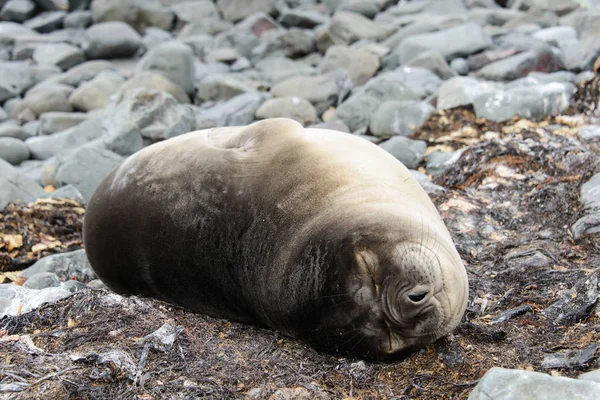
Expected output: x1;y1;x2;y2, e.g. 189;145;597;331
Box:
83;118;468;361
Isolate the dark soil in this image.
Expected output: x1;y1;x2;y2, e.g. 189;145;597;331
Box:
1;84;600;399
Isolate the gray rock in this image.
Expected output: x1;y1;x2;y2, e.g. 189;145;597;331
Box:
520;71;577;85
44;60;115;87
172;0;219;24
142;27;172;50
369;100;434;138
196;74;256;103
335;76;419;132
63;10;92;29
475;46;565;81
0;158;44;208
176;19;233;37
213;12;279;58
0;136;29;164
425;149;464;178
468;367;600;400
30;183;84;203
204;47;240;65
0;0;36;22
0;124;30;140
32;43;86;71
399;23;491;64
579;125;600;141
379;136;427;169
581;173;600;211
278;9;329;28
450;57;469;75
0;106;6;121
255;56;316;83
19;85;73;117
23;272;61;289
319;45;380;86
251;28;316;61
329;11;396;45
575;71;597;85
62;280;86;292
579;369;600;383
0;283;72;318
532;26;578;46
180;33;215;58
46;146;123;201
466;48;519;71
101;88;195;156
405;50;457;80
271;73;342;116
24;11;66;33
571;212;600;239
437;76;503;110
255;96;317;126
473;82;576;122
376;66;442;100
86;279;106;289
15;159;44;184
560;35;600;72
68;70;125;112
217;0;275;23
0;61;61;103
21;249;96;282
339;0;382;19
542;343;599;370
82;21;143;59
39;111;88;135
32;0;67;11
410;169;446;194
120;71;190;103
195;92;268;129
137;41;195;95
91;0;174;33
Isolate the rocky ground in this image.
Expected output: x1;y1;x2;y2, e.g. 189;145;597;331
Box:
1;0;600;398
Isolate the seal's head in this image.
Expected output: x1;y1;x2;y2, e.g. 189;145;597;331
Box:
311;212;468;361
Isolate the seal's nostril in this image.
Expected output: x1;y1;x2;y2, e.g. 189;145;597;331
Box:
407;292;428;303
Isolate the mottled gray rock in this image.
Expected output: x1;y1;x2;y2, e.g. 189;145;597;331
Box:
120;71;190;103
468;367;600;400
101;88;195;156
217;0;275;23
68;70;125;112
195;92;268;129
473;82;576;122
251;28;316;61
137;41;195;95
0;0;36;22
17;85;73;117
578;125;600;141
542;343;599;370
0;61;61;103
379;136;427;169
39;112;88;135
82;21;143;59
255;96;317;126
335;76;419;132
0;158;44;208
196;74;256;103
172;0;219;25
63;10;92;29
270;73;342;116
24;11;66;33
329;11;396;44
571;212;600;240
0;283;72;318
369;100;434;138
0;124;30;140
376;66;442;99
278;8;329;28
319;45;380;86
532;26;578;46
45;146;123;201
399;23;491;64
437;76;503;110
405;50;457;80
45;60;115;87
32;43;86;71
91;0;174;33
410;169;445;194
213;12;279;58
475;46;565;81
21;249;96;282
255;56;316;83
0;136;29;164
425;149;464;178
560;35;600;72
23;272;61;289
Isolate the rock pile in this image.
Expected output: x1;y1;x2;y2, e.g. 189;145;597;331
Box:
1;0;600;398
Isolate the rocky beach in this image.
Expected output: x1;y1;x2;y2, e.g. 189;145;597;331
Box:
1;0;600;398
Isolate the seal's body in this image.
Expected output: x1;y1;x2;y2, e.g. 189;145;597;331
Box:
83;118;468;361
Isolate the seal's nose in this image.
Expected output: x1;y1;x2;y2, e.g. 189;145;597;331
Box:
399;284;433;319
